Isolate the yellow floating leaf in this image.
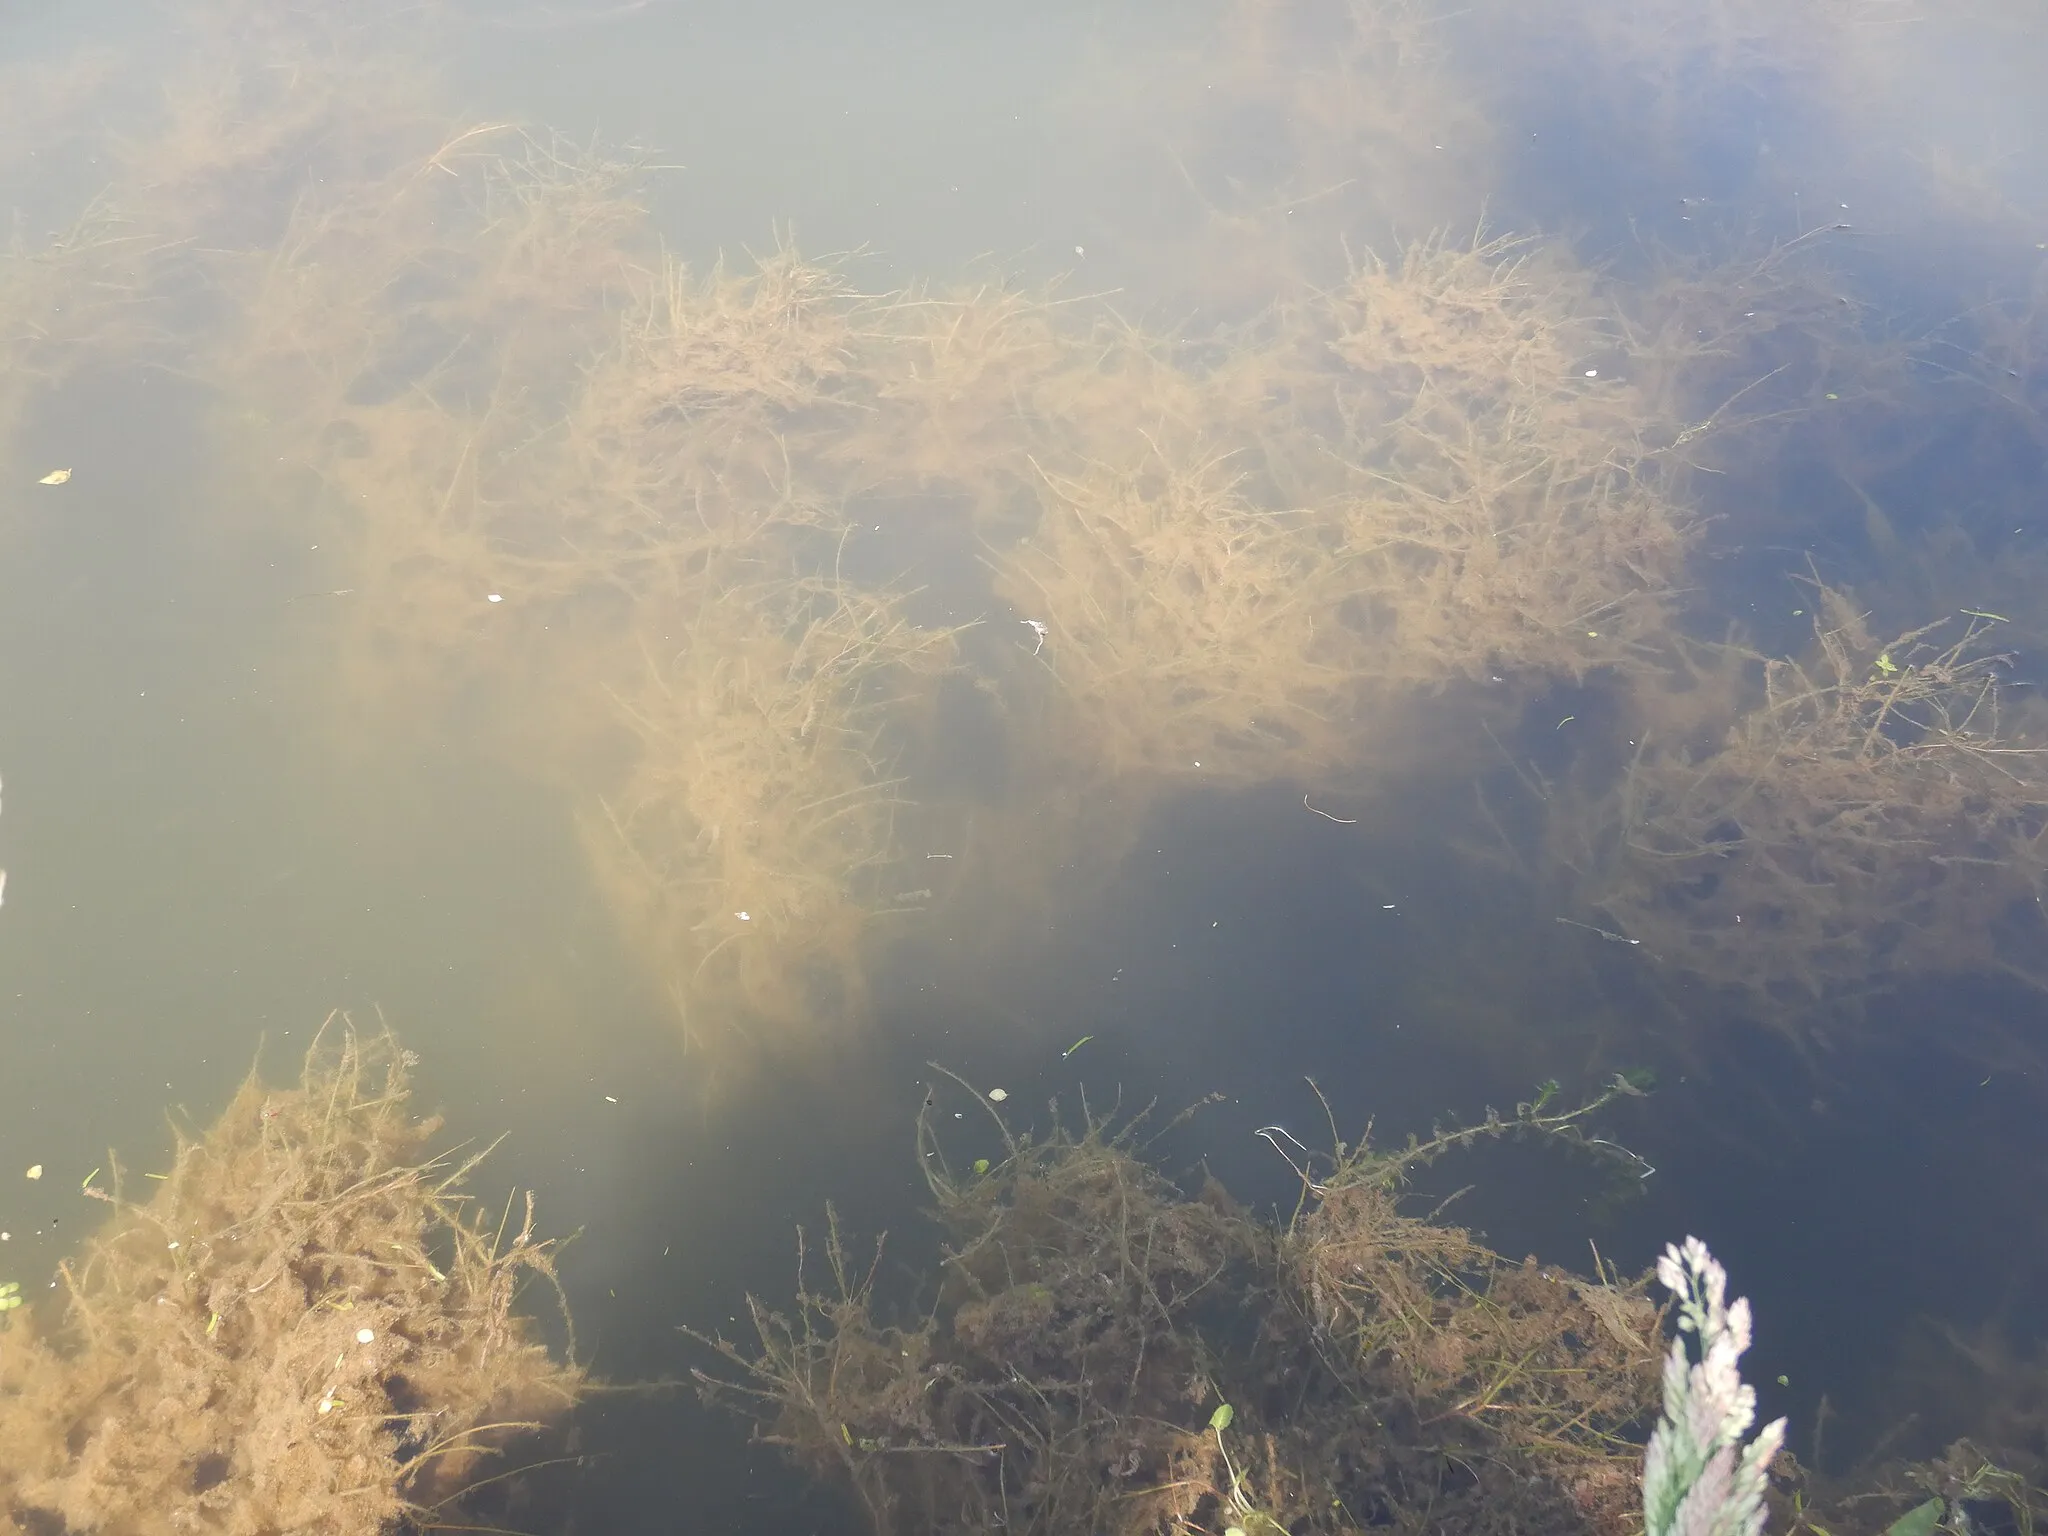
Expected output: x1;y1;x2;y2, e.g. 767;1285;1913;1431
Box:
37;468;71;485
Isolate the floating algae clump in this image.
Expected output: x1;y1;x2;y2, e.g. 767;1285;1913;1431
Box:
0;1019;580;1536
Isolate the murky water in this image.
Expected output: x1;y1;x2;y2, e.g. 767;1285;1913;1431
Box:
2;1;2047;1531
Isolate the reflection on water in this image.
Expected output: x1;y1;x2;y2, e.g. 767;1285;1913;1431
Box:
1;0;2046;1530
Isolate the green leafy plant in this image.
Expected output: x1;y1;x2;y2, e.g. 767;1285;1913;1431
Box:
1885;1498;1944;1536
1208;1401;1290;1536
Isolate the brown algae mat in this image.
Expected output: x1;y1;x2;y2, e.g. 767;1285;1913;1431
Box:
0;1019;580;1536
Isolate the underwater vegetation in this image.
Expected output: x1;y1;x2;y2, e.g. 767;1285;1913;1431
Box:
6;0;2043;1083
581;574;962;1053
1559;581;2048;1015
690;1072;1665;1536
696;1073;2047;1536
0;1021;578;1536
6;0;2048;1528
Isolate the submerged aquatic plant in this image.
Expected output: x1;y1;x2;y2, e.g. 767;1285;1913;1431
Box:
582;575;962;1058
700;1068;1666;1536
1310;230;1697;687
0;1018;579;1536
992;442;1360;785
1559;579;2048;1015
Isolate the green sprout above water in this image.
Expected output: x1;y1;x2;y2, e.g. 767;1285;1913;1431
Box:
0;1280;21;1319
